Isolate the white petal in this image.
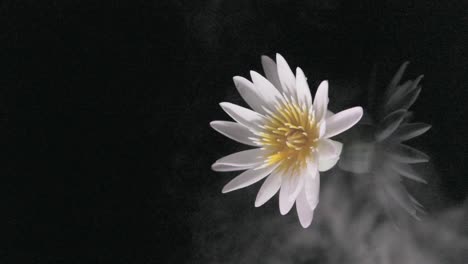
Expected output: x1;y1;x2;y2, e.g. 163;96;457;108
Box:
261;55;281;90
210;121;257;146
255;170;282;207
288;172;304;203
233;76;267;114
213;148;268;167
331;140;343;155
279;174;296;215
276;53;296;97
303;161;320;209
392;123;431;142
222;165;277;193
375;109;407;142
250;71;283;109
318;120;326;138
388;144;429;164
317;139;342;171
296;189;315;228
316;139;341;160
313;81;329;122
211;163;255;172
295;67;312;106
318;157;339;172
219;102;264;131
323;106;363;138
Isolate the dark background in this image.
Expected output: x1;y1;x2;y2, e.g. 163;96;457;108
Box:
2;0;468;263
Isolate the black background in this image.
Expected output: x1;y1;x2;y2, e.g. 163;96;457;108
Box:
2;0;468;263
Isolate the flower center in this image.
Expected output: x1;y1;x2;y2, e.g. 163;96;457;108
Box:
258;100;319;173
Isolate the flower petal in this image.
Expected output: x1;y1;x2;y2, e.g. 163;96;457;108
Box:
210;121;257;146
295;67;312;106
392;123;431;142
375;109;407;142
219;102;264;131
317;139;341;160
213;148;268;167
296;188;315;228
279;174;296;215
388;144;430;163
261;55;282;90
276;53;296;97
211;163;255;172
317;140;342;171
250;71;283;109
313;81;329;122
303;161;320;209
288;172;304;203
318;157;339;172
222;165;277;193
233;76;267;114
255;169;282;207
318;120;326;138
323;106;363;138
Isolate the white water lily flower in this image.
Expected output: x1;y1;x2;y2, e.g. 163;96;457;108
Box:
210;54;363;228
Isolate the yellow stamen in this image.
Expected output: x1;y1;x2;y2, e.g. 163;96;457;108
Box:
260;101;319;173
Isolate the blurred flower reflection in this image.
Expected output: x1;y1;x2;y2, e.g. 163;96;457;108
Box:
339;62;431;219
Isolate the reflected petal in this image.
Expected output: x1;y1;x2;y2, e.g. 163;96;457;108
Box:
388;144;429;164
392;123;431;142
375;109;407;142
